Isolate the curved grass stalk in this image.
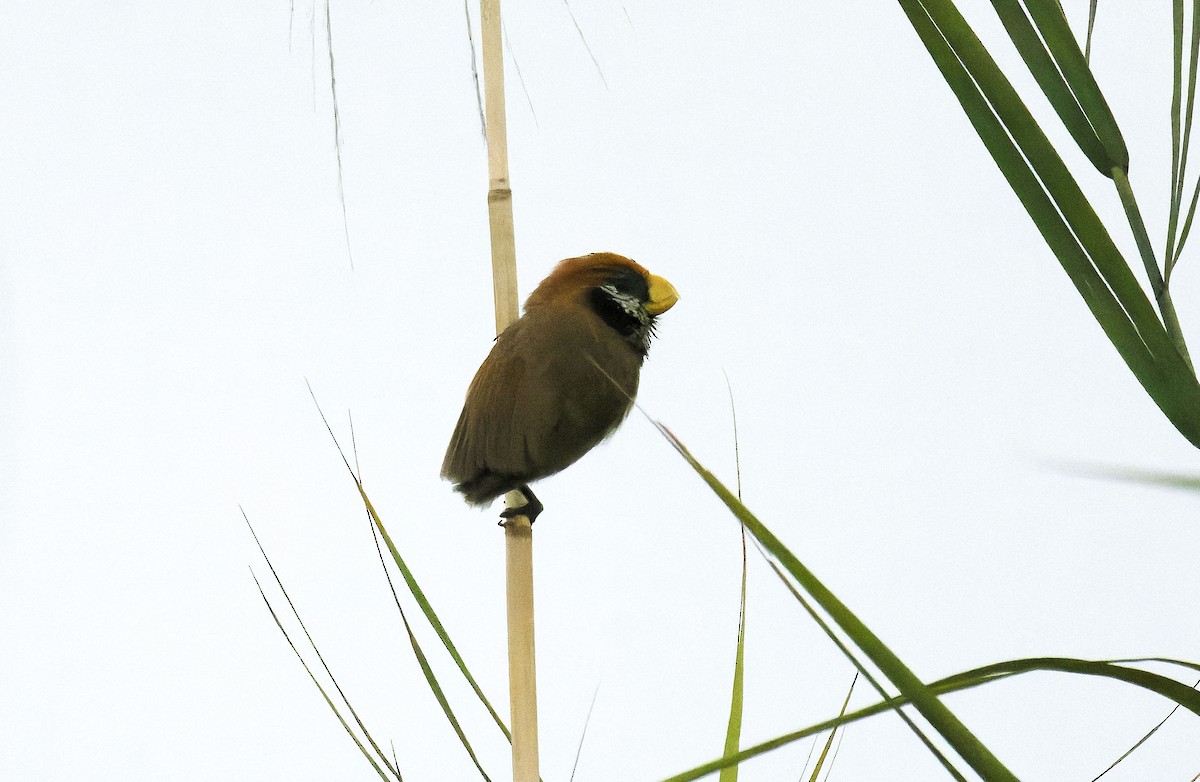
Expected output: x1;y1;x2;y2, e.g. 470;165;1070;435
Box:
662;651;1200;781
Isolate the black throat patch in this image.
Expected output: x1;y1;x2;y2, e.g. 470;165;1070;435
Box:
588;269;655;358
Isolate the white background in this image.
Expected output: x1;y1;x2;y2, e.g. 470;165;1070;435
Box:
3;2;1198;780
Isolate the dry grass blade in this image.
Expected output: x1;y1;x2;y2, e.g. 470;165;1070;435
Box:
250;569;396;781
807;672;857;782
322;0;354;269
568;685;601;782
244;510;400;780
1090;677;1199;781
503;23;539;128
463;0;486;138
559;0;608;88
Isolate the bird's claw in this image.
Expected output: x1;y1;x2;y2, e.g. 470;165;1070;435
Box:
498;485;543;525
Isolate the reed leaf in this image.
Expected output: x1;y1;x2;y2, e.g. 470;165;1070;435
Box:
308;383;516;748
898;0;1200;444
757;553;967;779
662;655;1200;781
989;0;1126;174
653;422;1019;781
717;533;747;782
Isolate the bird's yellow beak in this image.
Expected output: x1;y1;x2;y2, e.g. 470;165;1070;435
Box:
645;274;679;315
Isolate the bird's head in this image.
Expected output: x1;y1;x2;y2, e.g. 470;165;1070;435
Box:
525;252;680;356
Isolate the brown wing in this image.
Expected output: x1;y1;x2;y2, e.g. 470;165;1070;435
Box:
440;325;529;503
441;303;642;505
513;305;640;475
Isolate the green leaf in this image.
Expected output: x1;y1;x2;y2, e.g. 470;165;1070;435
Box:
654;422;1019;782
989;0;1127;173
662;655;1200;781
805;673;858;782
898;0;1200;445
717;532;748;782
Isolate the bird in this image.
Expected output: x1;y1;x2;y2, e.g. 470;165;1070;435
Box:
441;252;679;522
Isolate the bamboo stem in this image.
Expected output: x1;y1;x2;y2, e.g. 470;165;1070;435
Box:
482;0;519;333
479;0;539;779
503;514;539;782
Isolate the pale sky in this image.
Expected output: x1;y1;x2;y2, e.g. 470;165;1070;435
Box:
3;2;1198;781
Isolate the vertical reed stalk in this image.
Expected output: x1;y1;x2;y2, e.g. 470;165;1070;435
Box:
479;0;540;780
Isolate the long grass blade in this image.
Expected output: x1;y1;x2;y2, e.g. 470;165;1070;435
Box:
746;547;965;779
1110;169;1190;368
559;0;608;88
719;375;747;782
988;0;1124;173
921;0;1166;344
395;579;495;781
323;0;354;269
757;553;967;780
653;422;1019;782
250;570;395;781
662;655;1200;781
898;0;1200;446
717;531;747;782
1023;0;1128;170
718;375;963;779
939;657;1200;714
503;23;539;128
363;508;493;781
244;510;401;778
306;383;515;744
806;673;857;782
568;685;601;782
1171;174;1200;271
360;484;512;756
463;0;486;138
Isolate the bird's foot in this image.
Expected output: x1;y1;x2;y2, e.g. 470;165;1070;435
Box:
499;485;543;525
